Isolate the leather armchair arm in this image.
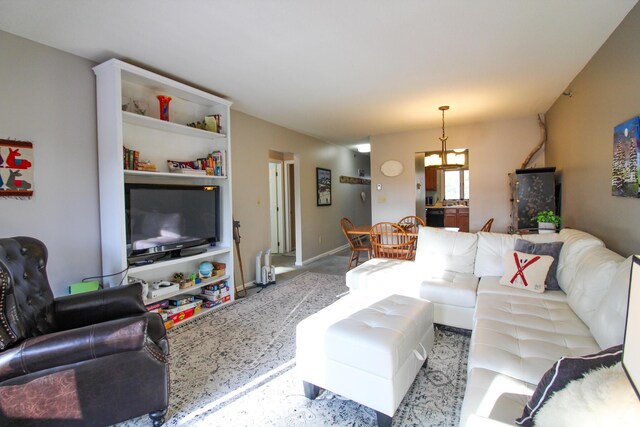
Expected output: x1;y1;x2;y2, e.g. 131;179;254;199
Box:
54;283;147;330
0;316;148;383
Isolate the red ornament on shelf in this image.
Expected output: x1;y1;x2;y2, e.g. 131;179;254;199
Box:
157;95;172;121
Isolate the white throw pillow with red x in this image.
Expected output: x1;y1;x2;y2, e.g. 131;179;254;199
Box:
499;250;554;293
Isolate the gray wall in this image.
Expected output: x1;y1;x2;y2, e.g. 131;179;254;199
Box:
0;31;101;296
231;111;371;283
546;3;640;257
0;30;371;296
370;116;544;232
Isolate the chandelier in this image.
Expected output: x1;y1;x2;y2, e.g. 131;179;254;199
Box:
424;105;466;169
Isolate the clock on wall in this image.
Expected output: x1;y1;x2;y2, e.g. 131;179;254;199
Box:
380;160;404;177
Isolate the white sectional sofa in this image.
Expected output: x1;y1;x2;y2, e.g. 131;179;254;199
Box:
345;227;633;426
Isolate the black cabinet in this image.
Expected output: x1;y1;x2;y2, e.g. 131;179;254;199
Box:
512;167;556;231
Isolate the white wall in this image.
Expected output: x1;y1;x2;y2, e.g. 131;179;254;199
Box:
0;31;101;296
370;116;544;232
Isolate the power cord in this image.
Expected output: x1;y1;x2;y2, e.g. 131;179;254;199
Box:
81;265;130;287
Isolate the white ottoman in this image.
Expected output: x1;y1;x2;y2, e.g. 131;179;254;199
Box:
296;294;435;426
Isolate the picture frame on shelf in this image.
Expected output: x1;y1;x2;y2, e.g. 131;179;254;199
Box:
316;167;332;206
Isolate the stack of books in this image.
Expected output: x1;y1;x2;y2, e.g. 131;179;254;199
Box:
123;146;139;170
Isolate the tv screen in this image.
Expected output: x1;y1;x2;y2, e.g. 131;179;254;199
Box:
124;183;220;258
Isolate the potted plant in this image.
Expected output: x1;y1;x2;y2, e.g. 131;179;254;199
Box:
532;210;561;233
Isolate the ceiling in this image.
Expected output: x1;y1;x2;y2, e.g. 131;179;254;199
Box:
0;0;637;147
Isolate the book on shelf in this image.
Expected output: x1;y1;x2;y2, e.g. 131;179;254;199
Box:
123;146;140;170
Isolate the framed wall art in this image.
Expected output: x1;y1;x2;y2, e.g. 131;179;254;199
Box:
316;167;331;206
0;139;34;198
612;116;640;198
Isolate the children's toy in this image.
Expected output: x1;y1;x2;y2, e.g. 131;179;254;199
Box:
199;261;214;278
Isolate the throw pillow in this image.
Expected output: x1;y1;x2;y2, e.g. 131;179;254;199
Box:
515;345;623;426
500;250;554;293
515;239;564;290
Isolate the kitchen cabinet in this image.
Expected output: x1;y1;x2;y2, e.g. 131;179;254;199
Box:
444;207;469;232
425;168;438;191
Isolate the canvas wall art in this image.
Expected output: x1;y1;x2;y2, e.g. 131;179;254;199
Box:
612;117;640;198
0;139;34;198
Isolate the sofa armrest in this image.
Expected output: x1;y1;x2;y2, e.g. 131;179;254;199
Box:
465;414;515;427
0;316;148;383
54;283;146;330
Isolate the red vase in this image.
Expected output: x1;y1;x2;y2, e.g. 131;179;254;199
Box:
157;95;172;121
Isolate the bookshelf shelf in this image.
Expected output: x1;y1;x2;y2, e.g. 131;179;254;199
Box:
122;111;227;140
144;274;230;305
123;170;228;180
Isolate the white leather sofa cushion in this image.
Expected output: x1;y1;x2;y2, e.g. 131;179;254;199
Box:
468;318;600;384
474;232;558;278
557;228;604;294
419;271;478;308
477;276;567;302
589;256;633;349
460;368;535;427
566;245;624;328
415;226;478;275
473;293;592;336
345;258;419;296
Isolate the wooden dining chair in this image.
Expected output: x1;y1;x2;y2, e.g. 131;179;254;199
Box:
340;217;372;271
398;215;426;234
480;218;494;232
370;222;416;260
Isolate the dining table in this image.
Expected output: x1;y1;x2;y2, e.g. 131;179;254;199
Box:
346;225;459;237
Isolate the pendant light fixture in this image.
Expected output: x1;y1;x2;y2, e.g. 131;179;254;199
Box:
424;105;466;169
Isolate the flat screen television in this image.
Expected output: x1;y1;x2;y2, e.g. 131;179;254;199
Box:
124;183;221;260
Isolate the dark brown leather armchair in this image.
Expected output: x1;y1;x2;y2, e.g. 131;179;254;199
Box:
0;237;169;426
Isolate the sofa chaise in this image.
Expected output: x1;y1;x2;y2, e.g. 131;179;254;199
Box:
345;226;634;426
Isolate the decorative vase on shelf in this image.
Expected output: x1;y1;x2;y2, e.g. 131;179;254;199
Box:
538;222;556;234
157;95;172;121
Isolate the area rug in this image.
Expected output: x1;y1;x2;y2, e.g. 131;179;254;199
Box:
119;271;470;427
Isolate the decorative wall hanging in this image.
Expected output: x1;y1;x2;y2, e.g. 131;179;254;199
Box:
316;167;332;206
612;116;640;198
339;176;371;185
0;139;34;198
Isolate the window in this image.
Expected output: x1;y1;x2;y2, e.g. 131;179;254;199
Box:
444;169;470;200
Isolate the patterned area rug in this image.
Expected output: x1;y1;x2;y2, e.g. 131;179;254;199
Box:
119;272;470;427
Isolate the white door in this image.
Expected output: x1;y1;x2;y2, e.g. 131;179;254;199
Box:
269;162;285;253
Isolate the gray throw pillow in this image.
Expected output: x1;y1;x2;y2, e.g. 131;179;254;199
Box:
514;239;563;290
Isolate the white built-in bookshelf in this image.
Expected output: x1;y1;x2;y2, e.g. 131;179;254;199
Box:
93;59;234;327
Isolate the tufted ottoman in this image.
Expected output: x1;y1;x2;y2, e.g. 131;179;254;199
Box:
296;294;434;426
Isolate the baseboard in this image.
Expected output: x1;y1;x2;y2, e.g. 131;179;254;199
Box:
300;243;349;266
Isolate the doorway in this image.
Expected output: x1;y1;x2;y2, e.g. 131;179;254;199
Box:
268;161;284;254
268;151;300;270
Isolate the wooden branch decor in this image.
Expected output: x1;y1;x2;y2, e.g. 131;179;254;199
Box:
521;114;547;169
